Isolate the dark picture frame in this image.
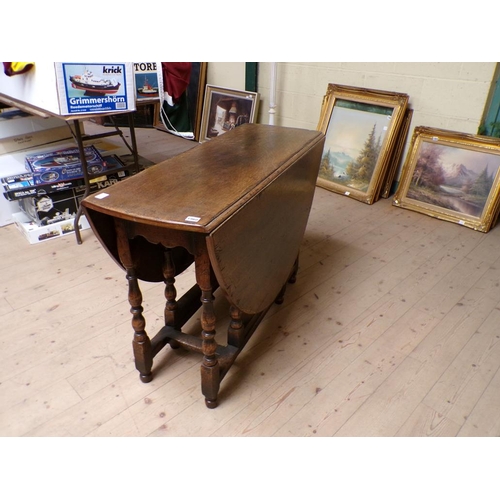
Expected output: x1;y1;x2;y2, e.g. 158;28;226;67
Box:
199;85;259;143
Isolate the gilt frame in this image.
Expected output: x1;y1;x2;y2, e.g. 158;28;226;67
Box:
393;126;500;233
316;84;409;204
380;108;413;198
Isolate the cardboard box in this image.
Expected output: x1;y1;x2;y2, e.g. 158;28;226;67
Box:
25;145;113;185
0;113;81;225
0;137;134;227
18;189;81;226
16;169;130;226
2;159;129;201
0;63;135;117
0;108;73;154
55;63;135;115
12;211;90;244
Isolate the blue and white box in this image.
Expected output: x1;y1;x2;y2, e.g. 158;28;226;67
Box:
55;63;136;115
25;145;110;184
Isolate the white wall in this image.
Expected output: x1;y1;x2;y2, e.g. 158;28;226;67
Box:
256;62;498;135
207;61;497;133
206;62;246;92
207;62;498;183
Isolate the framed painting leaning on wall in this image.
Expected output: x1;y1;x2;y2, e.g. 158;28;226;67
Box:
393;126;500;233
199;85;259;143
316;84;409;204
379;107;413;198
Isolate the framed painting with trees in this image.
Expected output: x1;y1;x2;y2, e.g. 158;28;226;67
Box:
316;84;409;204
393;126;500;233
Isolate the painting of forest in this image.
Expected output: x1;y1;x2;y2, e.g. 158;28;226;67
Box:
407;141;500;218
319;101;392;193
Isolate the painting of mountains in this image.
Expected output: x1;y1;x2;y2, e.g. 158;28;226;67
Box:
407;141;500;218
316;84;410;204
319;104;391;193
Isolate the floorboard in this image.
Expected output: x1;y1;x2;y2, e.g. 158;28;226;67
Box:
1;120;500;438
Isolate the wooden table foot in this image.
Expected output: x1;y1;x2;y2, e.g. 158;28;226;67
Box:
205;399;218;409
288;256;299;284
133;337;153;383
140;373;153;383
275;285;286;305
275;258;299;305
200;361;220;408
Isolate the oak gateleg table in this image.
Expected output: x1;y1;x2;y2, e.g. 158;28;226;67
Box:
82;124;325;408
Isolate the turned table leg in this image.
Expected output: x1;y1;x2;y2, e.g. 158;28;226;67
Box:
163;248;178;326
163;248;181;349
228;305;244;347
196;249;220;408
128;269;153;382
116;220;153;383
200;288;219;408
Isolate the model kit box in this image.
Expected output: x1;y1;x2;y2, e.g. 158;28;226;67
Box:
55;63;136;115
12;211;90;245
0;63;135;117
15;170;130;225
2;158;128;201
0;132;85;228
18;188;82;226
0;137;129;228
25;145;116;185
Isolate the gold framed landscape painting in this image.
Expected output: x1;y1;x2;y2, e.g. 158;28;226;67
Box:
316;84;409;204
393;126;500;233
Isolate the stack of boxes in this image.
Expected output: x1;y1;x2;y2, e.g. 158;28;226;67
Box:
0;62;138;244
0;109;134;243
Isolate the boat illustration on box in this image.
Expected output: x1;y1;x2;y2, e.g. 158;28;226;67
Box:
69;69;121;95
137;76;158;98
27;146;100;169
25;145;109;184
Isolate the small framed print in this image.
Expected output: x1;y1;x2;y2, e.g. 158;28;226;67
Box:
199;85;259;143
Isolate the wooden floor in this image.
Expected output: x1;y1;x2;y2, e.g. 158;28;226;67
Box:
1;121;500;437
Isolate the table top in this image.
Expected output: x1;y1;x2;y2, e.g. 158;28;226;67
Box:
82;124;324;234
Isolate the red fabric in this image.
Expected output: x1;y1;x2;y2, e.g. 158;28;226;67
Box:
161;62;192;102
